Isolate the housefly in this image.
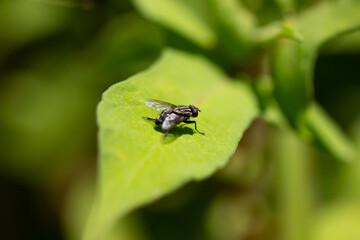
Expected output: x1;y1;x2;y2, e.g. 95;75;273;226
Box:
145;99;205;138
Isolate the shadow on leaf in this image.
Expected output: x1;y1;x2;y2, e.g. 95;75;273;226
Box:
142;116;196;143
154;125;195;144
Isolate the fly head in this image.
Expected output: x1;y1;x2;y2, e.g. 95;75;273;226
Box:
189;105;200;117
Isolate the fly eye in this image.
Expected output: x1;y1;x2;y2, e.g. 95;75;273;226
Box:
192;108;198;117
189;105;199;117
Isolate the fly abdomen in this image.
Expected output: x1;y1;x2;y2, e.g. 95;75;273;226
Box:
162;113;178;131
156;110;172;125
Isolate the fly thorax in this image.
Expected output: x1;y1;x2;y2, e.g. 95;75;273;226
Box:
174;106;191;117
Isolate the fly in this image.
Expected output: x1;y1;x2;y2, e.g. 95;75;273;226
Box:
145;99;205;138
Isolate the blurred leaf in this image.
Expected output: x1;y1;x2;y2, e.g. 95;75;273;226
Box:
275;0;294;11
343;116;360;200
313;201;360;240
206;193;268;240
294;0;313;9
272;0;360;127
207;0;256;61
82;13;164;84
63;170;96;240
272;126;313;240
320;30;360;54
0;0;69;61
84;48;259;239
0;68;94;180
306;102;356;162
256;21;304;43
62;169;147;240
132;0;216;48
312;116;360;240
215;119;269;187
244;0;283;26
0;13;163;182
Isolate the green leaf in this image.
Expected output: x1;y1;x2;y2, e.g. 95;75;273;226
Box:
0;0;68;61
207;0;256;61
349;117;360;199
132;0;216;48
272;0;360;127
320;30;360;55
83;49;259;239
256;21;304;43
306;102;356;162
275;0;295;11
271;127;313;240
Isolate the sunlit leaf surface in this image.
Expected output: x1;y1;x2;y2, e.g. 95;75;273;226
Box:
84;48;259;239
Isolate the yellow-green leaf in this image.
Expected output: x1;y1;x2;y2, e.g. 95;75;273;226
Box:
83;48;259;239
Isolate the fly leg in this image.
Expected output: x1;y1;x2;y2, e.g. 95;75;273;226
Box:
184;121;205;135
160;130;170;142
147;117;156;120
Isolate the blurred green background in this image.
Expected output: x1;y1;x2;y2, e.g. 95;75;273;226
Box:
0;0;360;239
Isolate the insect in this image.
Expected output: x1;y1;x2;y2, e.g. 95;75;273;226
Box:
145;99;205;138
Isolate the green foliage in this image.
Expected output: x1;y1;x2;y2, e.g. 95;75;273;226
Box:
207;0;256;60
84;49;259;239
313;201;360;240
312;119;360;240
83;1;360;239
132;0;216;48
272;0;360;127
0;13;163;182
307;103;356;161
272;127;313;240
0;0;69;61
1;0;360;240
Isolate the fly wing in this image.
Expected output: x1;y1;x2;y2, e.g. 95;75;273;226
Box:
145;99;177;111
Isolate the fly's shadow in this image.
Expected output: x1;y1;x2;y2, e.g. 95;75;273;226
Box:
154;125;195;144
142;117;195;144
